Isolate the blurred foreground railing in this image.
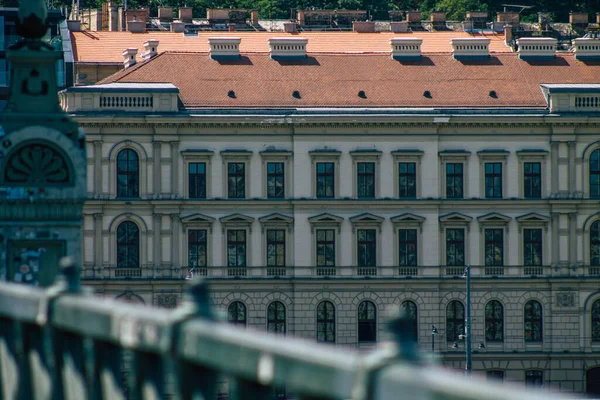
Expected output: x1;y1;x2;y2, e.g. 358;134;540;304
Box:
0;261;572;400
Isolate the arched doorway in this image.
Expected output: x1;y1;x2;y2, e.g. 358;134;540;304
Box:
587;367;600;395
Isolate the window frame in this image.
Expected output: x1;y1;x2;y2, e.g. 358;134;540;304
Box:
180;213;215;269
220;213;255;269
181;149;214;199
221;150;252;199
591;220;600;267
187;229;208;269
316;301;336;343
401;300;418;342
516;150;548;199
477;213;511;272
266;229;286;268
393;150;423;198
356;229;377;267
356;161;376;198
516;213;550;273
309;213;343;273
226;229;247;268
108;141;148;199
523;228;543;267
524;300;543;343
485;300;504;342
316;161;336;199
188;162;207;199
228;301;247;327
525;370;544;388
391;213;425;275
116;149;140;198
309;150;341;199
592;299;600;343
439;150;471;199
267;301;286;334
446;300;465;342
486;370;505;381
477;150;509;199
349;213;384;269
484;162;503;199
227;162;246;199
116;221;140;268
350;150;381;198
358;300;377;344
316;229;336;267
260;150;292;199
590;148;600;199
523;161;542;199
439;213;472;271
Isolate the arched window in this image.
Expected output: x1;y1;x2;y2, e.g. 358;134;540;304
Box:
592;299;600;342
117;221;139;267
591;221;600;266
267;301;286;334
446;301;464;342
228;301;246;327
401;300;418;341
485;300;504;342
358;301;377;343
117;149;139;198
591;149;600;198
317;301;335;343
524;300;543;342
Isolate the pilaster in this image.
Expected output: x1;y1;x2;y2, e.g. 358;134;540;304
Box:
568;142;576;195
550;142;559;196
153;213;162;266
551;212;560;266
153;142;161;198
93;140;103;196
171;213;180;266
93;213;103;266
568;212;577;266
170;141;179;197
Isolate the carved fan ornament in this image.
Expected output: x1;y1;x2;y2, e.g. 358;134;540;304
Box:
4;143;70;185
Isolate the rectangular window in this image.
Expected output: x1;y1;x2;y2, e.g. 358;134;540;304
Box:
525;371;543;388
227;162;245;198
357;162;375;198
398;229;417;266
398;162;416;198
446;229;465;266
524;162;542;198
446;163;464;199
524;229;542;266
485;162;502;198
266;229;285;267
316;229;335;266
484;229;504;266
188;230;207;267
316;162;335;198
188;162;206;199
267;162;285;198
357;229;376;267
227;230;246;267
0;60;7;87
486;370;504;381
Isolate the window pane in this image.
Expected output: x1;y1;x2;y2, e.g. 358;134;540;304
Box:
485;300;504;341
189;162;206;199
316;229;335;266
399;229;417;266
485;229;504;266
446;163;463;199
446;229;465;266
446;301;464;341
357;229;376;267
485;162;502;198
357;162;375;198
524;301;542;342
358;301;376;342
228;163;245;198
267;162;285;198
524;229;542;266
116;149;139;198
317;162;335;198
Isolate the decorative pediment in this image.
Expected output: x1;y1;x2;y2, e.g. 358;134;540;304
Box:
516;212;551;224
220;213;255;233
349;213;384;224
477;212;511;224
308;213;344;232
259;213;294;232
180;213;216;224
391;213;426;224
439;212;473;224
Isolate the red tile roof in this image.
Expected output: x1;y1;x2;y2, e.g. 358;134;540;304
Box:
71;30;508;63
99;52;600;109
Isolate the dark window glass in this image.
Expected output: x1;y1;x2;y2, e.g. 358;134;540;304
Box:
228;301;246;327
267;301;286;334
524;162;541;198
446;229;465;266
446;163;463;199
591;149;600;198
316;229;335;267
227;162;245;198
485;162;502;198
316;162;335;198
267;229;285;267
487;370;504;381
317;301;335;343
357;162;375;198
188;229;207;267
524;229;542;266
401;301;418;341
524;300;543;342
398;229;418;266
446;301;464;341
188;162;206;199
485;300;504;342
399;162;416;198
591;221;600;266
525;370;544;387
485;229;504;266
592;300;600;342
117;149;139;198
227;230;246;267
267;162;285;198
357;229;376;267
117;221;139;267
358;301;377;343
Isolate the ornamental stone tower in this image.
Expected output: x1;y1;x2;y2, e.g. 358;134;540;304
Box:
0;0;86;286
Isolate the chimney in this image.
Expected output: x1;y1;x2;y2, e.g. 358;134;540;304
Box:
497;12;519;27
208;37;241;59
142;39;159;60
451;38;490;59
597;12;600;23
503;25;513;45
430;11;446;30
352;21;375;32
390;37;422;60
283;22;297;33
297;10;305;25
158;7;174;21
269;37;308;60
516;37;556;59
406;10;422;27
108;1;119;31
569;12;588;27
179;7;193;23
126;10;147;32
123;48;138;68
250;10;259;25
573;38;600;60
171;21;185;32
228;23;236;32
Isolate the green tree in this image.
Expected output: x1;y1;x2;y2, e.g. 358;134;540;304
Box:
434;0;487;20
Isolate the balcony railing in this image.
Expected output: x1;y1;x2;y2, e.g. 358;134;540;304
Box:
0;264;564;400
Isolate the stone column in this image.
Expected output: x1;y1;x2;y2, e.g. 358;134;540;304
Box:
153;213;162;268
568;212;577;266
93;140;102;196
551;141;559;196
153;142;161;198
171;213;180;267
93;213;103;267
552;212;560;266
170;141;179;197
568;142;576;195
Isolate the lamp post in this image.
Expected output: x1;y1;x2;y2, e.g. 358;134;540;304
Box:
463;265;472;375
431;324;438;353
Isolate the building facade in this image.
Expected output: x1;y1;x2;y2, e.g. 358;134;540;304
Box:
59;37;600;394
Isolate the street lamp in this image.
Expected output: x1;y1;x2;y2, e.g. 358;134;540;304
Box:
462;265;472;375
431;324;439;353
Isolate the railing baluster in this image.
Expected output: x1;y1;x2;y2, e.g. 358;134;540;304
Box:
174;362;218;400
53;330;89;400
129;352;166;400
90;341;127;400
0;318;19;399
23;323;53;400
230;377;272;400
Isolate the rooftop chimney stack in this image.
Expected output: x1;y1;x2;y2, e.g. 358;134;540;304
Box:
142;39;159;60
390;37;422;60
451;38;490;59
573;38;600;60
179;7;193;23
268;37;308;60
158;7;174;21
123;48;138;68
208;37;241;60
516;37;557;59
569;12;588;27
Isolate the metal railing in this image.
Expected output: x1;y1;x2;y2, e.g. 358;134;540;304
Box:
0;262;568;400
